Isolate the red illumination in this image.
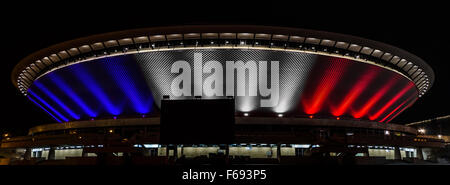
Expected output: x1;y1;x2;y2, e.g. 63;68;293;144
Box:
369;82;415;121
331;68;378;116
336;117;340;120
385;96;417;123
379;95;414;122
352;78;398;119
309;115;313;119
303;58;349;115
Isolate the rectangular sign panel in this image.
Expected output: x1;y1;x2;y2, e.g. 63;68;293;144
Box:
160;98;235;144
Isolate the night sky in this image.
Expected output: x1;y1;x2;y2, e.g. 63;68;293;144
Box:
2;2;449;135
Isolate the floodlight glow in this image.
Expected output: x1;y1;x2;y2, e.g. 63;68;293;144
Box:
104;56;153;114
369;82;414;121
33;81;80;120
28;96;62;123
48;73;97;117
72;65;121;115
28;90;68;122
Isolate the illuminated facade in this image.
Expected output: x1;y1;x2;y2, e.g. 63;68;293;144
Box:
26;49;417;123
12;26;433;123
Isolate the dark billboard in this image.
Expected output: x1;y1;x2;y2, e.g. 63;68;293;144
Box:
160;98;235;144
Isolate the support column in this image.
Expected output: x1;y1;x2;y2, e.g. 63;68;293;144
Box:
82;148;89;157
394;146;401;160
225;145;229;157
276;143;281;162
24;148;31;160
363;152;369;157
225;145;230;165
141;148;149;156
173;145;178;159
48;147;56;160
417;147;424;160
180;145;184;157
406;151;411;158
165;145;169;156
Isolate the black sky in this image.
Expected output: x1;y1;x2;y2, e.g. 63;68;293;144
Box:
1;2;449;135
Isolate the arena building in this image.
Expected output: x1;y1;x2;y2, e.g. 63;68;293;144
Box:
1;25;446;165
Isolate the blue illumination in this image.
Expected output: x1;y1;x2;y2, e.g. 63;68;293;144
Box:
28;96;62;123
27;54;154;121
105;57;153;114
33;81;80;120
48;73;97;117
73;64;121;115
28;90;69;122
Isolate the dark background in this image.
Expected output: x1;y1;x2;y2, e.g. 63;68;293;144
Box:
1;2;448;135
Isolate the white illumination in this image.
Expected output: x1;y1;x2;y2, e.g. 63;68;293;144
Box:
292;144;310;148
418;128;426;134
278;114;283;117
243;113;249;117
385;130;390;135
144;144;160;148
31;148;43;152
